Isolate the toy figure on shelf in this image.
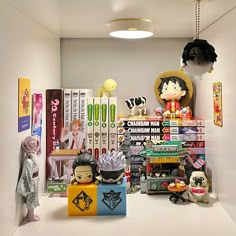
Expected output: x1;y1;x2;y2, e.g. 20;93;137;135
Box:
97;78;117;97
154;107;163;119
119;131;132;158
16;136;40;222
138;157;147;180
180;106;192;120
71;152;98;184
154;70;193;118
97;151;125;184
187;171;209;203
125;96;147;116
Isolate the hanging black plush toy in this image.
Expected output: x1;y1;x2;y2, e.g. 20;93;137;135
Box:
181;39;217;76
181;0;217;77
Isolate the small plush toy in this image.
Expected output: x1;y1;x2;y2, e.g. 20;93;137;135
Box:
188;171;209;203
97;79;117;97
17;136;40;222
97;151;125;184
71;152;98;184
181;39;217;76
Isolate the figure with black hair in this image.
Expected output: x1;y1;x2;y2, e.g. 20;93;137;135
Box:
71;152;98;184
157;76;188;118
154;70;193;118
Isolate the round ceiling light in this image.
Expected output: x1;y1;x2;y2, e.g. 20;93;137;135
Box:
109;18;154;39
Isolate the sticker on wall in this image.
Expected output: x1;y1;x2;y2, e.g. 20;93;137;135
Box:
32;93;43;154
18;78;31;132
213;82;223;127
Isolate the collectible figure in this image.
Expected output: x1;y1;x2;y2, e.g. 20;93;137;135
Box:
181;39;217;76
154;70;193;118
154;107;163;119
138;157;147;180
125;96;147;116
97;151;125;184
97;78;117;97
17;136;40;222
188;171;209;203
180;106;192;120
119;131;132;158
71;152;98;184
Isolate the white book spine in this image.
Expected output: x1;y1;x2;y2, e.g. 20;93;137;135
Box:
63;89;72;128
86;97;94;155
93;97;101;160
79;89;93;134
100;97;109;154
71;89;80;121
108;97;117;152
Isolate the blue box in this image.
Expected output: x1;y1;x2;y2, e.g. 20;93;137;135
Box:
97;178;127;215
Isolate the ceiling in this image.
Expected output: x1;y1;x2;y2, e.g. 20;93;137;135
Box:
7;0;236;38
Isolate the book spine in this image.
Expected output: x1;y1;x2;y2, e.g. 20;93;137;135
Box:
100;97;109;154
63;89;72;128
93;97;101;160
108;97;118;152
71;89;80;121
79;89;93;134
46;89;63;179
86;97;94;155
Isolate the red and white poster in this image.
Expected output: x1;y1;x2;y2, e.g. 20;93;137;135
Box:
32;93;43;154
213;82;223;127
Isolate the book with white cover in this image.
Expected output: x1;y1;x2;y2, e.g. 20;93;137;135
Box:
71;89;80;121
63;89;72;128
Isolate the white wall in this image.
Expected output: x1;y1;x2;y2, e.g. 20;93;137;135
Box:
61;38;190;115
194;8;236;222
0;2;60;236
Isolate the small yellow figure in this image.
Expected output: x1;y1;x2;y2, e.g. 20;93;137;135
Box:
97;79;117;97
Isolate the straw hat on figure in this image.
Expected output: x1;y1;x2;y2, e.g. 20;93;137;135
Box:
17;136;40;222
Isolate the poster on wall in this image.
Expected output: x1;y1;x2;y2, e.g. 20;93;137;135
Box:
32;93;43;154
18;78;31;132
213;82;223;127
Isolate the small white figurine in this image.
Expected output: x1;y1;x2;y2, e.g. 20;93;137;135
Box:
188;171;209;203
17;136;40;222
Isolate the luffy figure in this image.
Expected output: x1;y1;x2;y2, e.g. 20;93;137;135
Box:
154;71;193;118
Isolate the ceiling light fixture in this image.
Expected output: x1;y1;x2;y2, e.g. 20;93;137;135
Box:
109;18;154;39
